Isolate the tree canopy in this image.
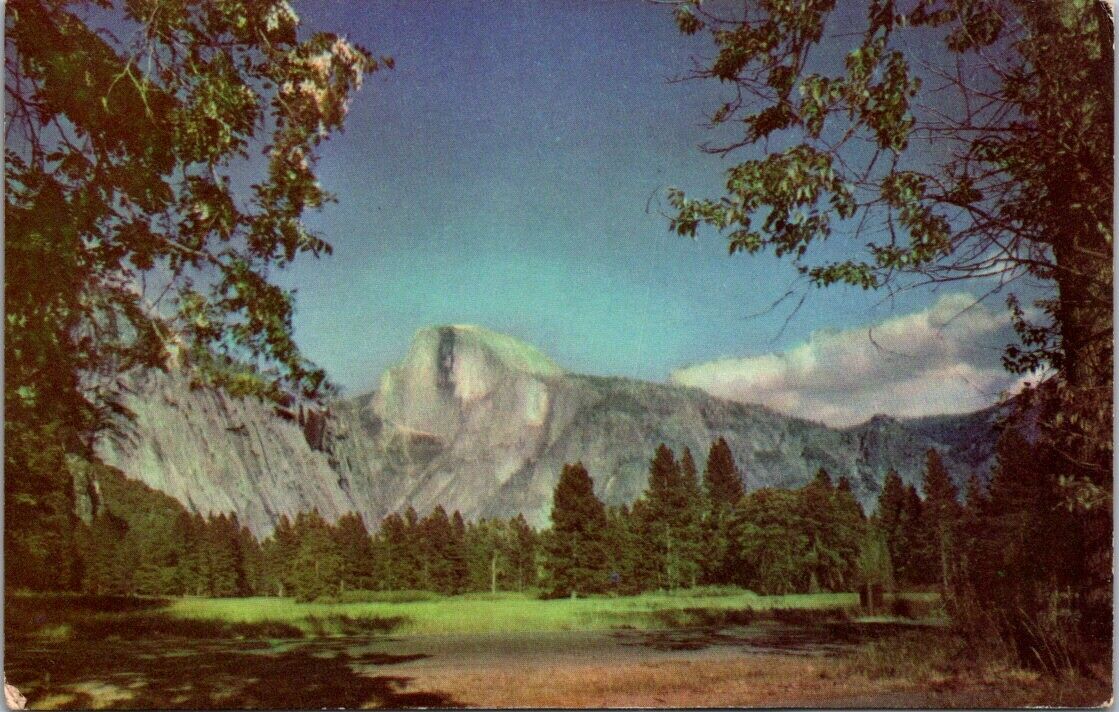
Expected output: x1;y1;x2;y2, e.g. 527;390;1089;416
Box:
5;0;386;590
661;0;1110;482
6;0;389;417
661;0;1112;667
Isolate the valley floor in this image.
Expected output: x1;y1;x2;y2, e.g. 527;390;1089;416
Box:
4;592;1109;709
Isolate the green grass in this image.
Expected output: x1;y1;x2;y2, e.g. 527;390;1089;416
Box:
165;589;939;636
7;589;943;641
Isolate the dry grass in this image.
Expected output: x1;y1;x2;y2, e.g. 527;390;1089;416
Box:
411;651;1111;708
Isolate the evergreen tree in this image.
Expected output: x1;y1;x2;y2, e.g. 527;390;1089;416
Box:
855;527;895;593
875;469;908;586
261;514;298;597
238;524;265;596
957;428;1088;670
701;437;744;585
703;437;745;504
288;510;343;602
673;447;704;588
541;462;609;597
333;512;374;592
831;475;868;589
465;519;503;593
636;444;702;589
179;513;211;596
419;506;458;594
799;468;862;591
729;488;811;594
636;445;678;589
449;510;470;594
79;511;130;595
898;484;930;586
604;505;645;595
507;514;538;592
203;513;244;597
921;450;962;591
376;512;413;590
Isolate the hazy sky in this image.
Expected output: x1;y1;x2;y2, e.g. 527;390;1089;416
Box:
275;1;1029;422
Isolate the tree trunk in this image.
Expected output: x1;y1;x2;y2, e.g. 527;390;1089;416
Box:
491;551;497;595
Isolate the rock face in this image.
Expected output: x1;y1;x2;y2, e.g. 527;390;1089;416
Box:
95;325;1001;536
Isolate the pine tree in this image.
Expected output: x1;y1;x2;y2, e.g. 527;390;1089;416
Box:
875;469;907;585
261;514;298;597
289;510;343;601
204;513;244;597
542;462;609;597
701;437;745;585
832;475;868;588
376;512;412;590
857;527;894;588
638;444;694;589
238;524;265;596
703;437;745;504
898;484;929;586
448;511;470;594
673;447;704;588
921;450;962;591
333;512;374;592
420;506;458;594
175;512;209;596
79;511;130;595
950;473;993;630
729;488;812;594
508;514;537;592
604;505;645;594
799;468;861;592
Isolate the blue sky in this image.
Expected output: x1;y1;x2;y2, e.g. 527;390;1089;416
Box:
276;0;1023;409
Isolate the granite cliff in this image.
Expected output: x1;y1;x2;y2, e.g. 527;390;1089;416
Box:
94;325;1001;536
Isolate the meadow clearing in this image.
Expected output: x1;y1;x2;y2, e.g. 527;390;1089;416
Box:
4;589;1107;708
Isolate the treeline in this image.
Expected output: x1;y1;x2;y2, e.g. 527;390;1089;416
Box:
541;438;898;597
76;472;539;602
53;437;963;603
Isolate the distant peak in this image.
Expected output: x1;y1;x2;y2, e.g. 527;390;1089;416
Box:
865;414;900;427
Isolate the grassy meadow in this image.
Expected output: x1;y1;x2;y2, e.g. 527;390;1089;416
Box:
8;589;1109;709
8;588;941;641
167;589;909;635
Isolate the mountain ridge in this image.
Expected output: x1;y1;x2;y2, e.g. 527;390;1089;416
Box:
93;325;1003;536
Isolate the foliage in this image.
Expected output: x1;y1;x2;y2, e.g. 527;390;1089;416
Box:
874;468;928;587
541;462;610;597
949;425;1099;674
4;0;387;592
700;436;745;584
921;449;961;590
633;444;704;590
465;515;538;594
662;0;1111;390
661;0;1112;670
730;488;812;594
855;527;894;589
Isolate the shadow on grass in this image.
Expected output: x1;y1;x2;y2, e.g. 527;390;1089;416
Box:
615;616;927;656
6;637;460;709
5;595;446;708
7;595;407;642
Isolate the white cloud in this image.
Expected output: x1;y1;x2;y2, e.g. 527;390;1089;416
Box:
670;293;1032;427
